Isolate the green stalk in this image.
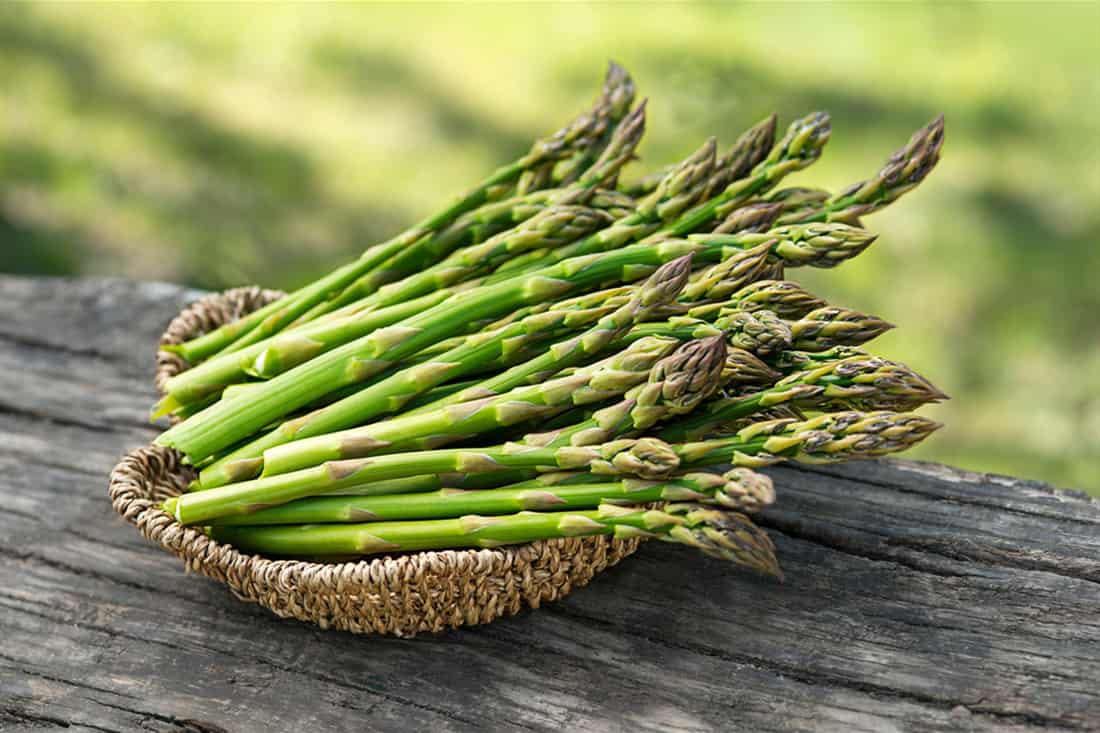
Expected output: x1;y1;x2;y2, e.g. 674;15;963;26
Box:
301;195;553;322
404;254;692;413
154;290;453;413
307;188;636;322
207;468;774;525
314;470;540;497
294;104;643;324
207;501;782;578
625;304;890;360
195;259;689;489
337;202;618;312
164;437;683;525
166;409;938;525
158;222;875;463
257;336;682;477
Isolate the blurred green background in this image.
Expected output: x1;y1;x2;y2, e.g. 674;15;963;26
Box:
2;2;1097;491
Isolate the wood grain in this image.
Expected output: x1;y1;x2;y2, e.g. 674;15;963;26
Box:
1;275;1097;733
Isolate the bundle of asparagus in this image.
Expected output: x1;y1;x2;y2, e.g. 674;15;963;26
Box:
154;63;946;579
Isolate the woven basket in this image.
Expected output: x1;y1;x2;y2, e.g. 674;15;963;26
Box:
109;287;642;636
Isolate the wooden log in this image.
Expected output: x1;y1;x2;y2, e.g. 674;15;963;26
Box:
1;275;1097;732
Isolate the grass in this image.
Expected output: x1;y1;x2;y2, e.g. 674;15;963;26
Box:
1;2;1097;491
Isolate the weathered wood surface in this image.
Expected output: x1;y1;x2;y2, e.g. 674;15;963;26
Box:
1;274;1098;733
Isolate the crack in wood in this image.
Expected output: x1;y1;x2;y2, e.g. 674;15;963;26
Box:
0;594;528;732
0;655;143;702
787;460;1095;510
0;545;179;598
759;517;978;579
89;701;231;733
0;329;129;367
541;604;1091;730
2;702;128;733
0;401;124;434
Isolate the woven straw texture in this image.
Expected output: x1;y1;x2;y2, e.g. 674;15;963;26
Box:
109;287;642;636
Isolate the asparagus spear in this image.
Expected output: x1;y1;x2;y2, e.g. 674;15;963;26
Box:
493;122;800;284
332;202;616;309
700;114;781;201
207;111;643;375
709;201;784;235
658;503;782;578
659;356;947;442
644;112;831;243
526;334;728;449
195;258;690;489
300;187;637;323
517;61;637;194
681;241;774;304
788;306;895;351
690;223;876;269
764;187;830;222
406;254;693;413
492;111;799;279
780;115;945;226
165;437;684;525
486;135;719;280
164;64;635;364
207;501;781;578
260;322;724;478
154;289;455;413
771;346;869;372
676;410;942;469
619;113;777;202
158;222;876;463
314;470;545;498
257;335;683;477
684;279;827;321
720;347;783;391
207;468;774;525
617;311;790;359
305;104;645;318
424;235;778;365
166;408;937;525
625;303;891;357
